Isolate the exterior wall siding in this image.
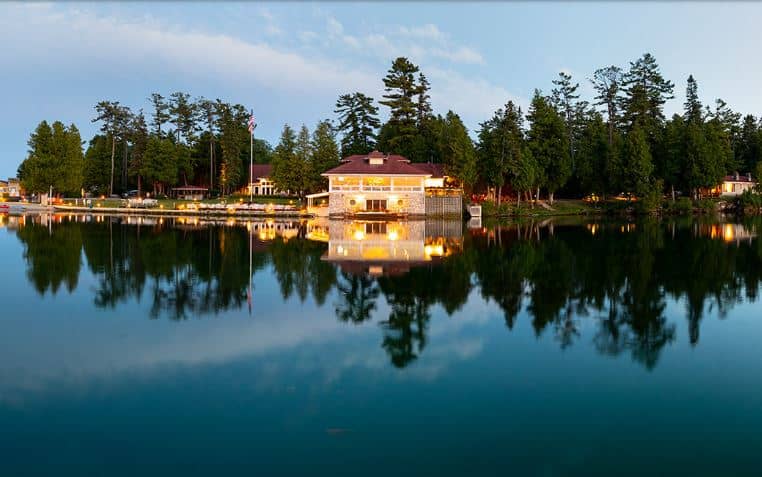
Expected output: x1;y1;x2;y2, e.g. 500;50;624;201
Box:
425;195;462;218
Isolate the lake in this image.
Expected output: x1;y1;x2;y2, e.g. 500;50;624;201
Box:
2;213;762;476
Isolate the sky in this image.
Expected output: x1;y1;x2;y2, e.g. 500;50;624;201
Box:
2;1;762;178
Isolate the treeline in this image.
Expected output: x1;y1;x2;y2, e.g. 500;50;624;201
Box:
17;53;762;202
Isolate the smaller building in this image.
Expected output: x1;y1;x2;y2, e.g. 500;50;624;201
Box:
247;164;280;196
0;179;7;196
6;178;21;197
719;173;756;196
171;186;208;200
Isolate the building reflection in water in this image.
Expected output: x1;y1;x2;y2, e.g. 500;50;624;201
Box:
307;219;463;276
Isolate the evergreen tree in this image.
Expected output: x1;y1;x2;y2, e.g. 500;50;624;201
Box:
378;57;422;157
684;75;703;124
310;120;340;191
271;124;299;196
18;121;84;196
551;71;588;166
83;135;112;195
92;100;131;195
196;97;218;190
61;123;84;196
128;111;149;194
295;125;313;197
621;122;653;197
438;111;477;193
477;101;524;205
141;136;178;196
661;115;686;200
149;93;170;137
576;112;612;197
620;53;675;133
737;115;761;173
334;92;380;156
416;73;433;126
215;102;248;195
526;91;571;203
169;91;197;144
590;65;623;147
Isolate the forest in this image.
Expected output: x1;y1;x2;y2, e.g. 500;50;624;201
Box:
16;53;762;207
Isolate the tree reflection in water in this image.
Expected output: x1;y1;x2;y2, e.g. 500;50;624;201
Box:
11;214;762;370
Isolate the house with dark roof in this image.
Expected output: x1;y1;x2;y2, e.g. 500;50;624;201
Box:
718;172;756;196
321;151;454;217
246;164;281;196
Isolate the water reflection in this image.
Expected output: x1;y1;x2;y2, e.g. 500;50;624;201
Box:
5;213;762;370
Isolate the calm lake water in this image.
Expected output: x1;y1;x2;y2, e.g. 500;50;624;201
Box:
2;213;762;476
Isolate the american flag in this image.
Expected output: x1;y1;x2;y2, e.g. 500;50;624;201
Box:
247;113;256;133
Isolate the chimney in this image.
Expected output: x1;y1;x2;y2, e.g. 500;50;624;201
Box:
734;172;740;181
749;172;753;181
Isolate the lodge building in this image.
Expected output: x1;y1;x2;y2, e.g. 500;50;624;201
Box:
320;151;459;218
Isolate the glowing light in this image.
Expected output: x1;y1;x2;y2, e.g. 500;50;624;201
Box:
353;230;365;241
387;230;399;241
723;224;735;242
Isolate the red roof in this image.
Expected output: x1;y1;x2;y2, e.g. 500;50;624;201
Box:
249;164;273;180
724;174;754;183
410;162;445;178
323;151;438;176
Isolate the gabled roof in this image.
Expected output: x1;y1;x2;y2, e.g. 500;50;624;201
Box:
249;164;273;180
322;151;437;176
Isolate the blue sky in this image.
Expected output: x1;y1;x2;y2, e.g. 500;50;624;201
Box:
2;2;762;178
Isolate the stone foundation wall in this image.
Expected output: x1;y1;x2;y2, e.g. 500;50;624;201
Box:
425;195;462;218
328;191;426;217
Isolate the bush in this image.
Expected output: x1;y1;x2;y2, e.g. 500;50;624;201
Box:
695;198;718;213
481;200;512;217
663;197;693;215
736;190;762;211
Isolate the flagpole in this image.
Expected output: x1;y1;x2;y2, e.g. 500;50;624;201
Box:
250;109;254;204
248;221;253;316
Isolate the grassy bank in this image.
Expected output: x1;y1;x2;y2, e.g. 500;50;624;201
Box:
59;196;297;209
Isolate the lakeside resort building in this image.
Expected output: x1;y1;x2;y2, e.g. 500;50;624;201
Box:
313;151;461;218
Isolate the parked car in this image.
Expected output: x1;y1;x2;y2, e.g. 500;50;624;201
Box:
122;190;140;199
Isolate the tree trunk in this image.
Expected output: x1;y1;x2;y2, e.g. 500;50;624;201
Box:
138;175;142;197
536;187;541;204
549;191;555;205
671;184;676;202
496;185;502;206
517;191;520;207
110;135;116;196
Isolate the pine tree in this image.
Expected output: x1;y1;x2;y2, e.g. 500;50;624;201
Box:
737;115;761;173
526;91;571;204
148;93;170;138
620;53;674;138
416;73;433;126
684;75;703;124
271;124;299;196
92;100;131;196
591;65;623;147
334;92;380;156
196;97;218;190
310;120;340;191
621;122;654;198
551;72;588;166
83;135;112;195
128;111;149;194
169;91;197;145
379;57;421;156
438;111;477;193
575;112;612;197
477;101;524;205
18;121;84;196
295;125;313;197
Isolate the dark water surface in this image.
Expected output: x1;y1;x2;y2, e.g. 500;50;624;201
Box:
2;213;762;476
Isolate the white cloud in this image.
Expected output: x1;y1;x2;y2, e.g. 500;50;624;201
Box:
2;4;378;97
